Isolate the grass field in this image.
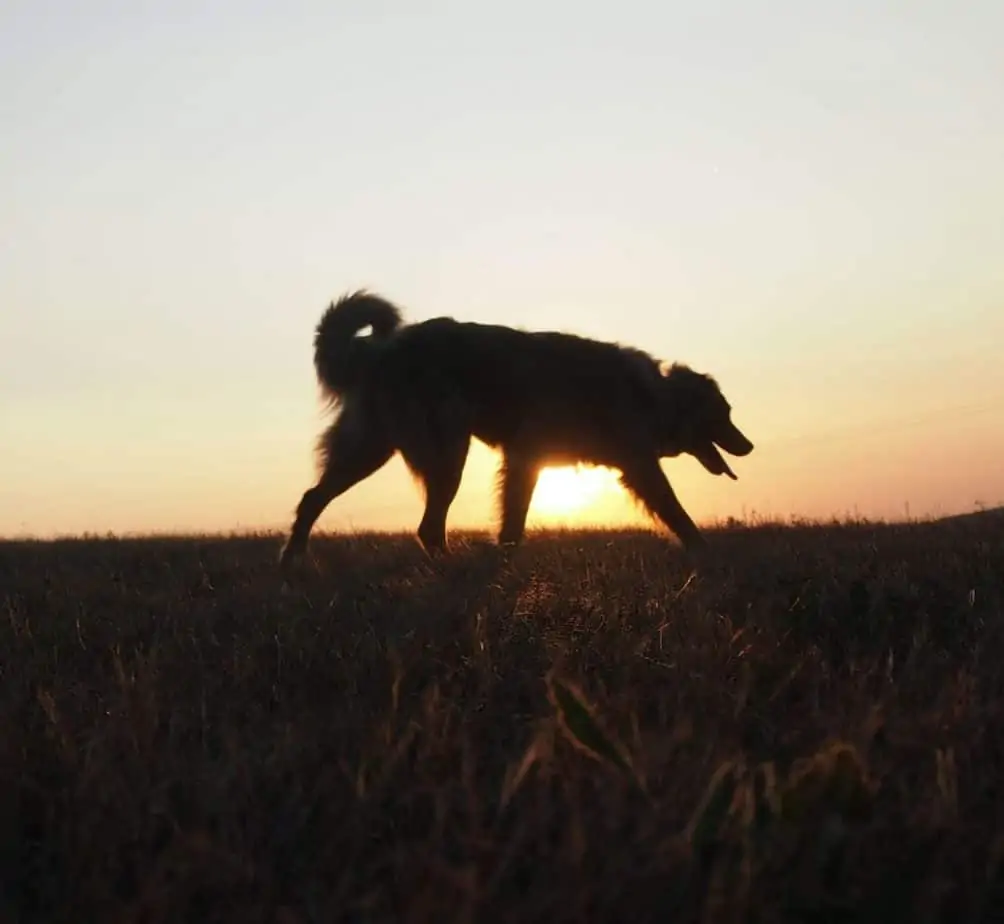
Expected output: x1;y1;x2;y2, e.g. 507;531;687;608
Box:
2;514;1004;922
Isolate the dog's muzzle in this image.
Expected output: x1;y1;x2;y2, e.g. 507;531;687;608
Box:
716;421;754;458
694;421;754;480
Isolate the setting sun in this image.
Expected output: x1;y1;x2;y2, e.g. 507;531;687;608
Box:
531;465;625;517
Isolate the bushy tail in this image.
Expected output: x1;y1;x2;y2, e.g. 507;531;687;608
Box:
312;290;403;402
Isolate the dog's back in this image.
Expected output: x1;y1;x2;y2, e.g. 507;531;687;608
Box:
375;316;664;458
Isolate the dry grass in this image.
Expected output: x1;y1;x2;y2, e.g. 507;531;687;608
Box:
2;515;1004;922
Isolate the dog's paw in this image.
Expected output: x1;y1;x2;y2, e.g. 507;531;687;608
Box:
686;539;727;581
494;540;522;564
677;531;710;563
278;538;317;579
277;542;297;574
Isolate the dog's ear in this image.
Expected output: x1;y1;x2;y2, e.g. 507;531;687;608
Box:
653;369;694;455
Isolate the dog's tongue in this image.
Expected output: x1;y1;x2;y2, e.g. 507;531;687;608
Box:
696;443;738;480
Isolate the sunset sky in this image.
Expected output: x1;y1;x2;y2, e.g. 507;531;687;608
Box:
2;0;1003;538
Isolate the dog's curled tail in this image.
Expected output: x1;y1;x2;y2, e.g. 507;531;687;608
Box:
313;290;403;401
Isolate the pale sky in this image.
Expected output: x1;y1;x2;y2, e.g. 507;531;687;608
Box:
2;0;1003;538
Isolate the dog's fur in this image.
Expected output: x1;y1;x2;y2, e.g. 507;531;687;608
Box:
279;290;754;571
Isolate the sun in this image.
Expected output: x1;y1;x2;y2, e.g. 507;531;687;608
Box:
531;464;624;517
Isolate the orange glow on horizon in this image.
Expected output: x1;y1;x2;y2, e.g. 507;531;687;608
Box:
530;465;626;521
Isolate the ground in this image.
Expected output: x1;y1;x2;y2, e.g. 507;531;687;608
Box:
2;515;1003;922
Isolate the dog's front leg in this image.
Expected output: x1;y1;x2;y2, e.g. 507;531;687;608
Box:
619;458;708;553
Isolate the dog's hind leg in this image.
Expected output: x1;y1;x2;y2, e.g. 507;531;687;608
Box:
403;433;471;555
497;452;541;546
280;404;394;573
618;457;708;552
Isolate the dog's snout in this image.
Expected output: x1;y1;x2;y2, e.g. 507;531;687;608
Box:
717;421;754;457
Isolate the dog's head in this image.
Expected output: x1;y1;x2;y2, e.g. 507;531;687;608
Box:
657;364;753;479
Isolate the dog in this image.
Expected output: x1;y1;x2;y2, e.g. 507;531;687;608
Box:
279;290;753;572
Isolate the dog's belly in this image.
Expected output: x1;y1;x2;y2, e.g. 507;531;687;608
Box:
471;403;646;470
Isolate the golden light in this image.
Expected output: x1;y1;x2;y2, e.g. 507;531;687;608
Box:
531;464;624;517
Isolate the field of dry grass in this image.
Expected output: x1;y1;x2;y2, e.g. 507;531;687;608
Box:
2;515;1004;922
